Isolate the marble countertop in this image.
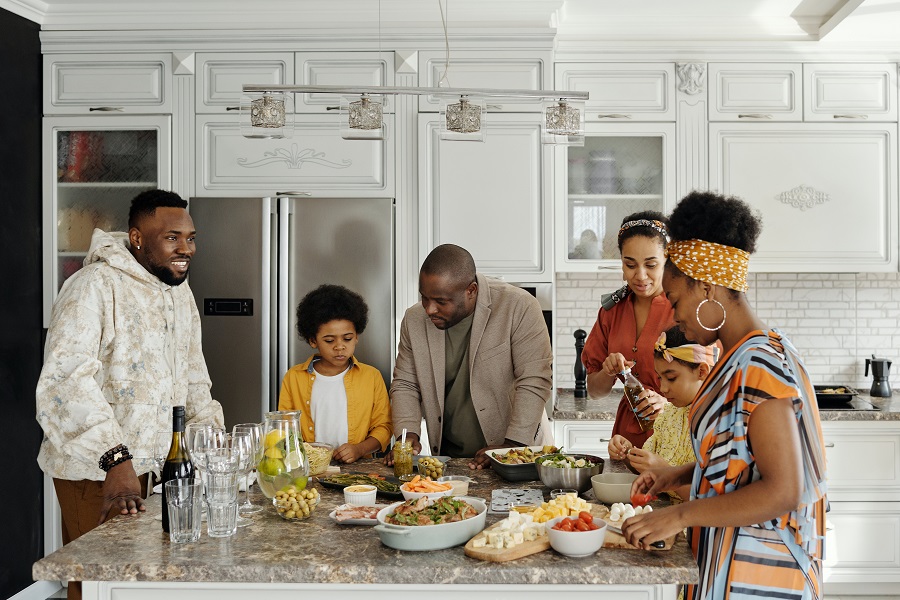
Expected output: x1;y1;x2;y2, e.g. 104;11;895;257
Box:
33;459;698;586
553;388;900;422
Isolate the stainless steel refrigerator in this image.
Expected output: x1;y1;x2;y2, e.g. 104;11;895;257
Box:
188;196;394;428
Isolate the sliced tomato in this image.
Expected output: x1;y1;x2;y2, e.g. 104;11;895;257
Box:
630;493;658;507
578;511;594;524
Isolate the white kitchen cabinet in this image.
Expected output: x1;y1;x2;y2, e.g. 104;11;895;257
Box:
804;63;897;122
295;52;394;113
418;50;550;113
195;114;394;197
555;63;676;122
708;63;802;122
44;53;172;114
820;422;900;591
709;122;897;272
417;113;550;281
552;420;614;458
42;115;171;326
195;52;294;114
555;122;676;273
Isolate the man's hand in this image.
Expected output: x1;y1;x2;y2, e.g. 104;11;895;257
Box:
333;442;365;464
98;460;145;525
382;432;421;466
469;440;523;470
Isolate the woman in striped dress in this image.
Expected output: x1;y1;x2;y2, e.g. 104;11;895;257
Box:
621;191;828;600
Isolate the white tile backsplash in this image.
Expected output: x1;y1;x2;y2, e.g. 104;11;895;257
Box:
554;272;900;391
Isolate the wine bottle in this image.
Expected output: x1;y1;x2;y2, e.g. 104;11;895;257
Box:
161;405;194;533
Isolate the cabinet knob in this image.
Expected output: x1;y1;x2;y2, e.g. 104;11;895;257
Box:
737;113;773;119
225;106;243;111
275;191;312;196
487;104;503;110
88;107;124;112
833;114;869;120
824;442;835;448
596;114;631;119
326;106;341;111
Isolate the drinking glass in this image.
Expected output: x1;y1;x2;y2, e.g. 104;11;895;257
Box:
226;432;253;527
204;447;240;538
191;426;225;502
164;479;202;543
233;423;263;514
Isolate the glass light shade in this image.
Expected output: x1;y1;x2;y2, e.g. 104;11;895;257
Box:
440;95;485;142
542;99;585;146
240;92;293;139
340;94;385;140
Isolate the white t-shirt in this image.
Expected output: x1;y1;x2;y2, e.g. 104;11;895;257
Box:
309;365;350;447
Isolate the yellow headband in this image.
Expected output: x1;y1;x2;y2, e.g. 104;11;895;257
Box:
654;332;719;368
665;239;750;293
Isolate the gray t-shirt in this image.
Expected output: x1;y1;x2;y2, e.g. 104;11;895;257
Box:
439;312;486;457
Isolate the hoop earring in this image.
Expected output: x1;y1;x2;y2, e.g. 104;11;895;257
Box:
696;299;726;331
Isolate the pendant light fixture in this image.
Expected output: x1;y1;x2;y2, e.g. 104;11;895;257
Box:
440;95;486;142
240;91;293;139
542;98;586;145
340;0;386;140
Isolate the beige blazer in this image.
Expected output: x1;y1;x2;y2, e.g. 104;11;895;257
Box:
390;274;553;455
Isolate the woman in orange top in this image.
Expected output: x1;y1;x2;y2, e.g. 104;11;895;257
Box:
580;211;675;454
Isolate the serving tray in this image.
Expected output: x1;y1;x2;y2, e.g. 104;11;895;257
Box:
318;473;403;498
814;385;859;408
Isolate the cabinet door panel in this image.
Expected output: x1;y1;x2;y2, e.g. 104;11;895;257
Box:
418;51;549;112
824;501;900;584
295;52;394;113
709;63;802;121
709;123;897;272
554;421;614;457
804;63;897;122
418;114;548;281
196;53;294;113
44;53;171;114
821;422;900;502
196;115;393;196
556;63;675;122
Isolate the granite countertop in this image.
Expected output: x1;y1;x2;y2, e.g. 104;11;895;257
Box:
33;459;698;587
554;388;900;422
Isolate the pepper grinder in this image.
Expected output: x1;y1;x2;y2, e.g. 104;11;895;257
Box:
574;329;587;398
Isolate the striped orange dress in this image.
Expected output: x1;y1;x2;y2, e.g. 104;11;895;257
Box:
688;330;827;600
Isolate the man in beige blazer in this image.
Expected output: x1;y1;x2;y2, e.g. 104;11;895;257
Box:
388;244;553;469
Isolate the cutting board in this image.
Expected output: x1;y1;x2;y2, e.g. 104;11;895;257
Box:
598;510;677;550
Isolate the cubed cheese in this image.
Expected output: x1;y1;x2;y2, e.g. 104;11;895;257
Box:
472;536;487;548
513;531;524;545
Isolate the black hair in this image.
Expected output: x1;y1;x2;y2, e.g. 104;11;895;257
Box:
296;284;369;342
653;326;702;370
420;243;476;288
618;210;670;252
128;189;188;229
667;190;762;253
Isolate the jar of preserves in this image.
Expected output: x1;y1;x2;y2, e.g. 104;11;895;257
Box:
392;440;414;480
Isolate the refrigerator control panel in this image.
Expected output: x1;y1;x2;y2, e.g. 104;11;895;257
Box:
204;298;253;316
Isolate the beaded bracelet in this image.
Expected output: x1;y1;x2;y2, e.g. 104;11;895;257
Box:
99;444;133;472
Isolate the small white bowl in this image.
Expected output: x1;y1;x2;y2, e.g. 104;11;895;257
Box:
344;484;377;506
437;475;473;496
399;481;454;501
546;516;607;557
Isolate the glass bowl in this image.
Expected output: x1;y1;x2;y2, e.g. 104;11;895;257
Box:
273;485;320;521
304;442;334;476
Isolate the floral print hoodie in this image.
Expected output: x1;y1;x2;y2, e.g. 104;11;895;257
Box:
37;229;223;481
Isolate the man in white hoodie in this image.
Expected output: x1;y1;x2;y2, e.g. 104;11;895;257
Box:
36;190;223;599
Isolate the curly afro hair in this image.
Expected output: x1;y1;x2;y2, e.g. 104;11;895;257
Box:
618;210;670;251
296;284;369;343
667;191;762;253
128;189;187;229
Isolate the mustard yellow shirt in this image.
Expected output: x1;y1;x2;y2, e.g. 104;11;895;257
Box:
642;403;694;501
278;355;392;452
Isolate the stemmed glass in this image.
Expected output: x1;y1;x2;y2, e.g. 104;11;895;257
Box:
227;432;254;527
153;430;172;481
191;426;225;503
233;423;264;514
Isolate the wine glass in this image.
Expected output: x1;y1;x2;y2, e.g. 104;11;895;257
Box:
227;431;254;527
153;430;172;481
191;426;225;500
233;423;263;514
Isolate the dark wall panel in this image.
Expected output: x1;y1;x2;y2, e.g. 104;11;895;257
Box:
0;7;44;599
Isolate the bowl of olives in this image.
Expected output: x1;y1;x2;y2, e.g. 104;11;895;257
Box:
415;455;449;479
273;484;320;521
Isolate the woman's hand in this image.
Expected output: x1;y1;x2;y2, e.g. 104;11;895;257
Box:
621;503;687;550
630;463;694;498
627;448;669;473
607;434;633;461
601;353;631;378
632;390;667;420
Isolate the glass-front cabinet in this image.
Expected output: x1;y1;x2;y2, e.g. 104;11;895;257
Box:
555;122;676;271
43;115;171;325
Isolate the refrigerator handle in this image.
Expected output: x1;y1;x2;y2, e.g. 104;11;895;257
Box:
277;196;292;393
265;199;278;412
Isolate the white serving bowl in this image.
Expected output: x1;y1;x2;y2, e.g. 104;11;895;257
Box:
399;481;454;501
343;484;377;506
590;472;638;505
374;497;487;551
546;516;607;557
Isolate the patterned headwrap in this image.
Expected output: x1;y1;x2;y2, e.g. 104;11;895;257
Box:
665;239;750;293
617;219;670;244
654;331;719;368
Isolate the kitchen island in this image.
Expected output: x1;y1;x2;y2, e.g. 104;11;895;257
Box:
33;458;698;600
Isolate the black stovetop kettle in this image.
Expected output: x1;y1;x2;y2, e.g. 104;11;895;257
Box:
865;354;893;397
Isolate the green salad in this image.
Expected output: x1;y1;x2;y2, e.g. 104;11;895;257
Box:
538;454;599;469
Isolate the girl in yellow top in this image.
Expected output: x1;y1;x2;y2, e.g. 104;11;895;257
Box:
278;284;391;463
613;326;718;501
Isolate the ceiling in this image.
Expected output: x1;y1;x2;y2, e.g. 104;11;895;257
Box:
3;0;900;44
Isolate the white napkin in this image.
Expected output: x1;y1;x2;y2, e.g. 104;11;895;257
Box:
152;472;256;495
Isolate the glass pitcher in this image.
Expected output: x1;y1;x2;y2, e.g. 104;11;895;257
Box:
257;410;309;499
